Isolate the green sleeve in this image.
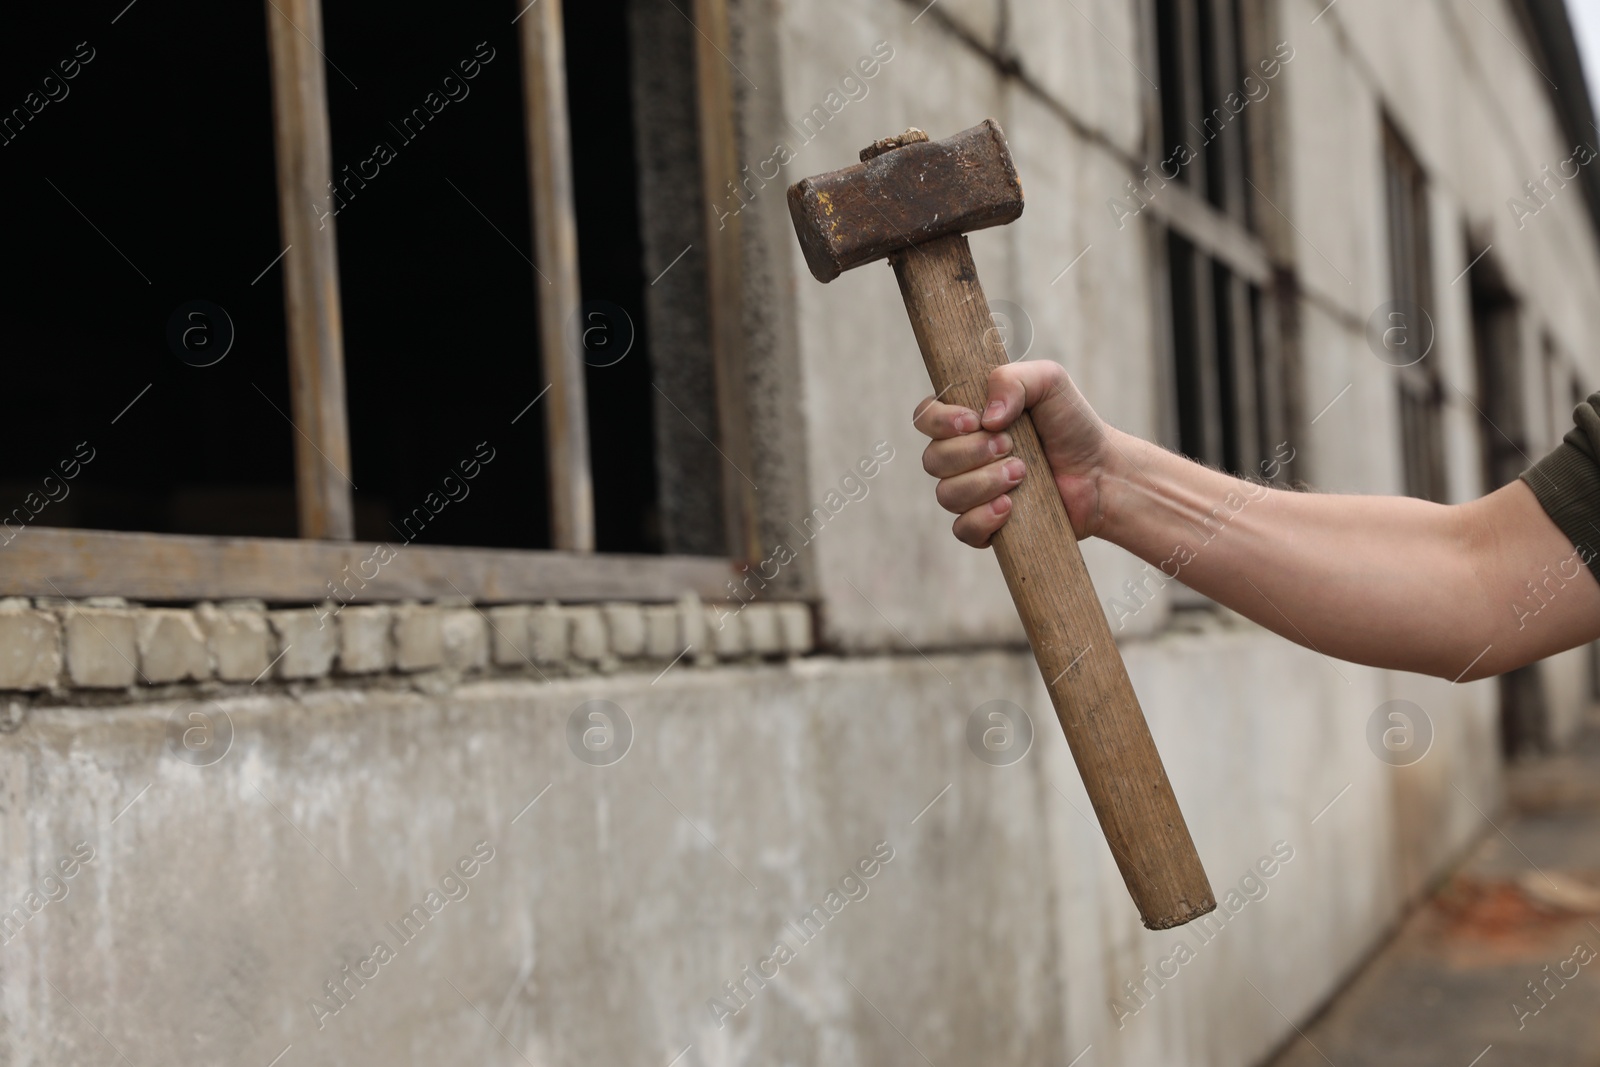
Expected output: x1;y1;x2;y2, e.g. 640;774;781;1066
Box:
1519;390;1600;583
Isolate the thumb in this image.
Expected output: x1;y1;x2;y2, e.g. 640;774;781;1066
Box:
980;361;1069;430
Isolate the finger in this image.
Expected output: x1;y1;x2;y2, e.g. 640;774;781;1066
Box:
913;395;980;439
953;494;1013;548
981;361;1071;431
934;456;1025;515
922;429;1013;478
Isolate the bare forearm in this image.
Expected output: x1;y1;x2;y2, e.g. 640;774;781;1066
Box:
912;361;1600;678
1094;429;1600;679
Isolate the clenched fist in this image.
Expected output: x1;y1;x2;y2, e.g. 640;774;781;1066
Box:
913;360;1114;547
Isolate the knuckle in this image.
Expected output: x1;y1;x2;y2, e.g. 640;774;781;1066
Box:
921;442;940;476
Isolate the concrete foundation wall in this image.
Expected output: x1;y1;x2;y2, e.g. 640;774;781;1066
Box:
0;634;1496;1066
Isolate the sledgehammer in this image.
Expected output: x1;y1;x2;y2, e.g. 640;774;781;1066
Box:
787;120;1215;929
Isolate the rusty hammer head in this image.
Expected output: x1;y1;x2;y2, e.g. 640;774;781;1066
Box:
786;119;1024;283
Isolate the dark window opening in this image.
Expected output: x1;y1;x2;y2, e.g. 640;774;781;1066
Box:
322;7;549;550
567;0;660;554
1165;233;1265;477
1467;250;1524;492
1382;118;1446;502
1248;284;1281;469
1155;0;1190;178
1;0;730;577
1465;245;1544;756
1167;233;1208;463
323;0;667;553
1152;0;1249;218
1152;0;1282;485
1232;0;1258;233
1196;0;1228;209
1212;259;1243;475
0;4;294;537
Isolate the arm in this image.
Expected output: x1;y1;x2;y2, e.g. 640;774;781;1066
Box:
915;361;1600;681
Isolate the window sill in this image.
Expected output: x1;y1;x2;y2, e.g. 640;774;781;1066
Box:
1;527;738;604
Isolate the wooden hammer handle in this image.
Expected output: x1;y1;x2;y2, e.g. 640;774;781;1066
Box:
892;234;1215;929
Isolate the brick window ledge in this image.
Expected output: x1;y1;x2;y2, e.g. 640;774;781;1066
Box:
0;596;814;704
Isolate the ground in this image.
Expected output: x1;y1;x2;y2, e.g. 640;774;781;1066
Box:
1268;712;1600;1067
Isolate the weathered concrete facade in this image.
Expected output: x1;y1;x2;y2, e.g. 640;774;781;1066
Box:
4;0;1599;1064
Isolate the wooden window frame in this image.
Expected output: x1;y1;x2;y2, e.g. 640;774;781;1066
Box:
3;0;752;604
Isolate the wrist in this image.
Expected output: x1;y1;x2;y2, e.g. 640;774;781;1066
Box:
1092;425;1150;548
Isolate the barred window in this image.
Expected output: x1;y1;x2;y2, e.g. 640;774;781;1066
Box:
1151;0;1288;481
0;0;750;602
1382;118;1447;502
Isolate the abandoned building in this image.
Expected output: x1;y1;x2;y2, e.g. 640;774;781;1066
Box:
2;0;1599;1063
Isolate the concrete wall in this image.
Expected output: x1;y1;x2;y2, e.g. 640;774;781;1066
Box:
1279;0;1600;749
2;0;1598;1064
0;638;1497;1067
